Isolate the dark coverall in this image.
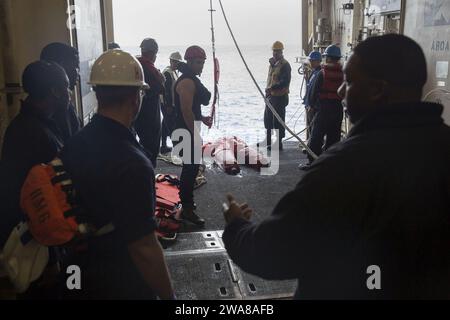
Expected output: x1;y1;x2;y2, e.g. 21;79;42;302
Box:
307;66;343;162
224;102;450;299
174;63;211;210
264;59;292;145
161;68;178;148
0;98;64;298
303;67;322;139
51;102;82;144
134;57;165;167
60;114;158;299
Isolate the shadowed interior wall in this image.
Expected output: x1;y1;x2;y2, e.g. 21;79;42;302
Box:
0;0;70;155
403;0;450;124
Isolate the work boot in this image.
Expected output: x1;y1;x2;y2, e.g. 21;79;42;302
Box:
180;208;205;227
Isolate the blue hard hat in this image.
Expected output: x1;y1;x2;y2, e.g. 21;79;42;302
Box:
308;51;322;61
323;45;342;58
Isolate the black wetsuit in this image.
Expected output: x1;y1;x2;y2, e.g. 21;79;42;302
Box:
173;63;211;210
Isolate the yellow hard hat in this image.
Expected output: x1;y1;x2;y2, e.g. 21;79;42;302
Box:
272;41;284;51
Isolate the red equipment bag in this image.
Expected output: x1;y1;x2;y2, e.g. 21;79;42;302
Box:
155;174;182;241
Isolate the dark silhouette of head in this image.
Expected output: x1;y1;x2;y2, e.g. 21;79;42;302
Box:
41;43;80;90
22;60;70;116
338;34;427;123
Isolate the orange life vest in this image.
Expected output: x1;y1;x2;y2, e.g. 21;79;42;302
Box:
20;159;82;246
20;158;113;247
319;63;344;101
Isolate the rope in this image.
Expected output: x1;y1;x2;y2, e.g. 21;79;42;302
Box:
284;127;308;141
209;0;220;129
285;73;307;125
217;0;318;160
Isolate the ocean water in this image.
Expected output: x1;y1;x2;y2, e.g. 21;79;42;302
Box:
124;45;307;145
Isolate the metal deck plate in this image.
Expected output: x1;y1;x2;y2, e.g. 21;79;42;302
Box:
164;231;296;300
229;262;297;300
165;251;240;300
164;231;224;255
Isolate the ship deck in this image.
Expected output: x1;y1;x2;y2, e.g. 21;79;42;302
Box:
155;142;306;300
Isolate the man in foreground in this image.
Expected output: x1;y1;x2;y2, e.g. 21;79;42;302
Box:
60;50;174;299
222;35;450;299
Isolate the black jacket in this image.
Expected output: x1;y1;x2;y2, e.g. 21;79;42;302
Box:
60;114;157;299
0;98;63;245
223;102;450;299
51;102;82;144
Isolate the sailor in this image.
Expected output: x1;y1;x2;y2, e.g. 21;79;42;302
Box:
260;41;292;151
134;38;165;167
303;51;322;140
222;34;450;299
173;46;212;227
160;52;183;154
40;43;82;144
300;45;344;169
59;50;174;299
0;61;69;297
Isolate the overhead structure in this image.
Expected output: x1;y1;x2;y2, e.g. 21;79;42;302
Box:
302;0;450;125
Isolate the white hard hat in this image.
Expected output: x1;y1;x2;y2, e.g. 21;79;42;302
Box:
89;49;149;89
169;52;183;62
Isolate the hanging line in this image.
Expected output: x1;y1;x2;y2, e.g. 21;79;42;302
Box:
209;0;220;129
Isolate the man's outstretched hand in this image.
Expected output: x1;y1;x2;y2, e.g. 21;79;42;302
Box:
223;194;253;224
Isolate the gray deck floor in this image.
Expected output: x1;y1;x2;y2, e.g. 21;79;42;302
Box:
155;141;308;232
156;142;306;299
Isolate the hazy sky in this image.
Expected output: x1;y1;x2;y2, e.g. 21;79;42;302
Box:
112;0;302;47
